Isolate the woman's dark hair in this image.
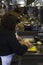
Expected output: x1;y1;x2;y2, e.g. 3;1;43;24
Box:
1;13;20;31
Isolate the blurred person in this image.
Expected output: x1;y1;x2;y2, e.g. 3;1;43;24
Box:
0;12;32;65
40;6;43;24
0;4;5;17
33;7;38;18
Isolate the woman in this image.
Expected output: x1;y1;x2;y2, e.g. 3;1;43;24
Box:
0;12;32;65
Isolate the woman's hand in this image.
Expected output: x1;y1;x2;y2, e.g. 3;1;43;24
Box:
17;36;33;48
24;41;33;48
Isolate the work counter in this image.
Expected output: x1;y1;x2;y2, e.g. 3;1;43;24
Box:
18;52;43;65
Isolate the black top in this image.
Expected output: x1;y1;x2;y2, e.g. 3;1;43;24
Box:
0;30;27;56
